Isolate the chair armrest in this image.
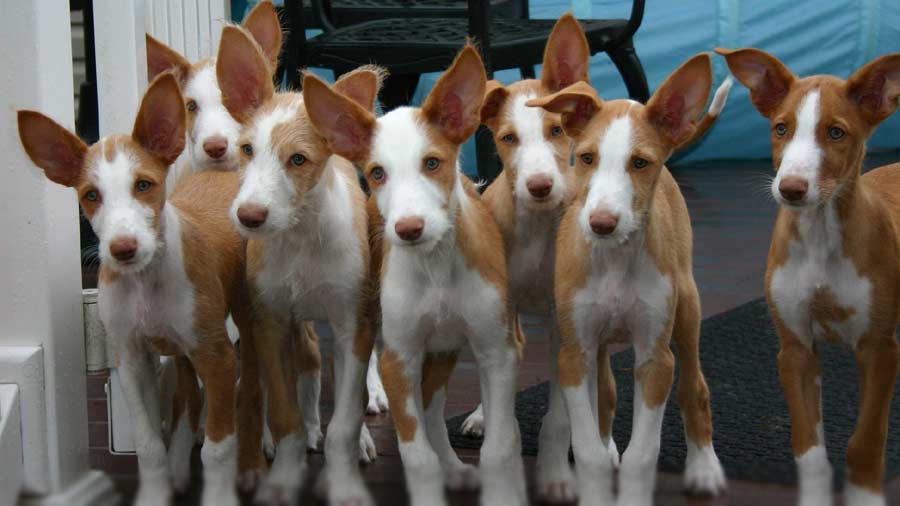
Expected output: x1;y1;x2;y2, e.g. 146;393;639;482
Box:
609;0;645;47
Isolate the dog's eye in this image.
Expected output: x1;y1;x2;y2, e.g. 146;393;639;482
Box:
371;166;386;182
84;190;100;202
135;180;153;192
580;153;594;165
550;125;563;137
828;126;845;140
774;123;788;137
501;134;516;144
241;144;253;156
632;157;648;170
186;100;198;113
289;153;306;167
424;157;440;171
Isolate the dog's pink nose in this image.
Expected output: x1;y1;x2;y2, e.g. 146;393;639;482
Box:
395;216;424;242
237;204;268;229
589;210;619;236
203;136;228;159
109;236;138;261
526;175;553;199
779;176;808;202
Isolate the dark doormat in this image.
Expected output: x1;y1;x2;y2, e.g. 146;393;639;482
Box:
446;298;900;487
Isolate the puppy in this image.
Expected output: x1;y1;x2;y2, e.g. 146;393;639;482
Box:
528;53;727;505
718;47;900;506
304;45;528;506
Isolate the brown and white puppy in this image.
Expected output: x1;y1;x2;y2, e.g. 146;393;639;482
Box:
216;25;380;505
18;74;248;506
304;46;527;506
458;13;584;502
529;54;727;505
146;0;282;192
718;47;900;506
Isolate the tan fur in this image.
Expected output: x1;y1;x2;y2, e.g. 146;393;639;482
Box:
379;348;417;442
421;353;460;409
721;47;900;493
541;55;720;452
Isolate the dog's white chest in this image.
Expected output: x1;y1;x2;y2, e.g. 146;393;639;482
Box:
571;247;672;352
508;212;556;316
99;235;197;350
381;247;503;353
769;233;871;347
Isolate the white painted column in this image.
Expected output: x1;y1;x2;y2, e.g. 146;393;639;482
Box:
0;1;116;504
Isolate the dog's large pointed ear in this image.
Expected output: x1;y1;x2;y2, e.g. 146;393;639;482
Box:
526;81;601;137
645;53;713;147
846;53;900;127
17;111;88;187
332;66;385;112
715;47;795;118
541;12;591;92
146;34;191;84
242;0;282;71
421;46;487;144
217;25;275;124
303;73;377;164
132;73;186;166
480;80;509;125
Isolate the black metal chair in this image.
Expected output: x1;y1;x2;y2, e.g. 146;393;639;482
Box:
282;0;649;182
300;0;526;29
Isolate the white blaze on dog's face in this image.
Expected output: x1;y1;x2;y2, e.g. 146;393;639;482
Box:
480;13;590;209
216;25;381;237
18;74;186;273
528;54;714;246
718;48;900;209
145;0;282;171
304;46;487;250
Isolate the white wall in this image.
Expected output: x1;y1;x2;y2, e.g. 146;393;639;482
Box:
0;0;113;502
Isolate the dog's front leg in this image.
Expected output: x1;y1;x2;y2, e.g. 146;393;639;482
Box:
845;335;899;506
379;342;446;506
118;341;172;506
190;331;239;506
616;336;675;506
320;314;375;506
557;334;614;506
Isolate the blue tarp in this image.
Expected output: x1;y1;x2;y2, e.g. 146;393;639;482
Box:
236;1;900;173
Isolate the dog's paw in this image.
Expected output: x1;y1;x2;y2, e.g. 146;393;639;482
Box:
684;444;726;495
444;462;479;491
460;405;484;438
306;424;323;451
536;461;577;503
238;467;267;493
359;424;377;463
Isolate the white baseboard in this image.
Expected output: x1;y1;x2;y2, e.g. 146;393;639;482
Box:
0;346;47;494
19;470;119;506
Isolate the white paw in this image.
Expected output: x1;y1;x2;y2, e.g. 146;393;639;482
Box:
460;405;484;438
321;465;374;506
536;460;577;503
170;462;191;494
359;424;378;463
306;424;324;451
253;481;298;506
202;486;239;506
263;424;276;459
615;491;652;506
605;438;620;469
366;380;389;415
134;484;173;506
844;483;885;506
168;417;195;493
684;443;726;495
238;467;267;493
444;462;480;491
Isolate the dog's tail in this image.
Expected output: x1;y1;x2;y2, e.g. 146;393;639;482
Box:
674;76;733;151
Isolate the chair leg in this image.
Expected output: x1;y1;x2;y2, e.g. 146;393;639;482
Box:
606;39;650;103
381;73;422;111
519;66;535;79
475;125;501;185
